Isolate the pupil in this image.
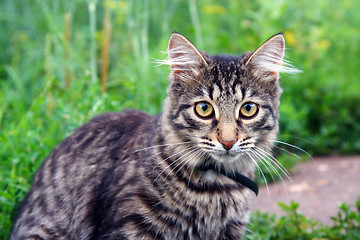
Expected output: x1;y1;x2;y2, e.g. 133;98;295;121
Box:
201;104;208;111
245;104;252;112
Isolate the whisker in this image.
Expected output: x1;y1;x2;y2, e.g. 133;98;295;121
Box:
252;148;289;194
252;149;280;179
254;147;292;182
187;149;206;178
243;226;254;240
249;149;277;184
132;141;195;153
153;146;198;183
273;145;302;160
169;149;205;186
189;149;205;167
151;145;196;172
270;140;313;161
163;147;200;181
180;150;206;186
245;151;270;198
172;148;200;174
278;134;313;144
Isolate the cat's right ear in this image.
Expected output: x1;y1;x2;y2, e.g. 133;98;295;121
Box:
246;33;300;81
167;33;208;82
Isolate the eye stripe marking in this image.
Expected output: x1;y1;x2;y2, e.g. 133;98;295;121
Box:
170;104;192;120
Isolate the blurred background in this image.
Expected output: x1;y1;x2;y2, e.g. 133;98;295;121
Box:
1;0;359;238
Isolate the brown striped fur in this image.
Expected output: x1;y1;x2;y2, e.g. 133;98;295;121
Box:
10;33;294;239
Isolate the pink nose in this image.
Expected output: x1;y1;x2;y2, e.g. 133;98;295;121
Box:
219;139;236;150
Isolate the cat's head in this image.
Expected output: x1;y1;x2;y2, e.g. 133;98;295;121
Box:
161;33;297;169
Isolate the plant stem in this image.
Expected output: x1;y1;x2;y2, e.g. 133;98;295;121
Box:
101;5;112;95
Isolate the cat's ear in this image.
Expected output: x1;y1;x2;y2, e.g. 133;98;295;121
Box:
246;33;298;81
167;33;208;81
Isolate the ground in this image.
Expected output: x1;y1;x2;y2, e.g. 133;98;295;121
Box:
251;155;360;224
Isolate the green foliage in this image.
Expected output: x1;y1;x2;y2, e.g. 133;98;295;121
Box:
0;79;124;236
1;0;360;238
247;197;360;240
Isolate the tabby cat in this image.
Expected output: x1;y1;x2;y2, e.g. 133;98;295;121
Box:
10;33;296;239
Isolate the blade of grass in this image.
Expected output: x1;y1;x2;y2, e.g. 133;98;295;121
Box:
188;0;203;48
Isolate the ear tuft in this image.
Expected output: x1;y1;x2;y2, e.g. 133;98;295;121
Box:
163;33;208;82
246;33;300;80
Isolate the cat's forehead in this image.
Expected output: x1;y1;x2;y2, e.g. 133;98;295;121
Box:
203;54;250;102
208;53;250;84
210;54;248;70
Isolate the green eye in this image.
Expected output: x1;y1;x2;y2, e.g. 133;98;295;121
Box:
195;102;214;119
240;102;258;118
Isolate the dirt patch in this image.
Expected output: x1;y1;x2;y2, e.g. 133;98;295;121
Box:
251;155;360;224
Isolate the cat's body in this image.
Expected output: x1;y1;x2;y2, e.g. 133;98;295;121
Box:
11;110;253;239
10;33;296;239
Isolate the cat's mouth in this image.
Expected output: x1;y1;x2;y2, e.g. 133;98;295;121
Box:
208;150;241;163
196;163;259;196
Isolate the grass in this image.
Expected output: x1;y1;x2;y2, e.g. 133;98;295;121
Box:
246;198;360;240
1;0;360;238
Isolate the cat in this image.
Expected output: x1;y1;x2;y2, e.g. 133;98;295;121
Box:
10;32;297;239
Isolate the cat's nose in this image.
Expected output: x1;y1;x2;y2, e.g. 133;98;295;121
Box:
219;139;236;150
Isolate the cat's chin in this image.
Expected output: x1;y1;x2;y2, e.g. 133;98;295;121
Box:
209;151;242;164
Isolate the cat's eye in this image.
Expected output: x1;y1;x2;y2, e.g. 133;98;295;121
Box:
240;102;258;118
195;102;214;119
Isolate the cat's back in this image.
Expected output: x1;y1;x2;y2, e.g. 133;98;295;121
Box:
10;110;156;239
77;109;153;141
45;109;154;169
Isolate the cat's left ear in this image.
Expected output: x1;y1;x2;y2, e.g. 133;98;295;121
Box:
167;33;208;82
246;33;297;81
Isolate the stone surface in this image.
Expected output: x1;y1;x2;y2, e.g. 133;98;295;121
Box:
251;156;360;224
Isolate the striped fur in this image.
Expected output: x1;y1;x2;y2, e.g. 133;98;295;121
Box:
10;33;296;239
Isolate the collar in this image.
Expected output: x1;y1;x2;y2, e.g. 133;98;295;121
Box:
198;165;259;196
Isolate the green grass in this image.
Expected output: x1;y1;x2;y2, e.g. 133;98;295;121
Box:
1;0;360;238
246;197;360;240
